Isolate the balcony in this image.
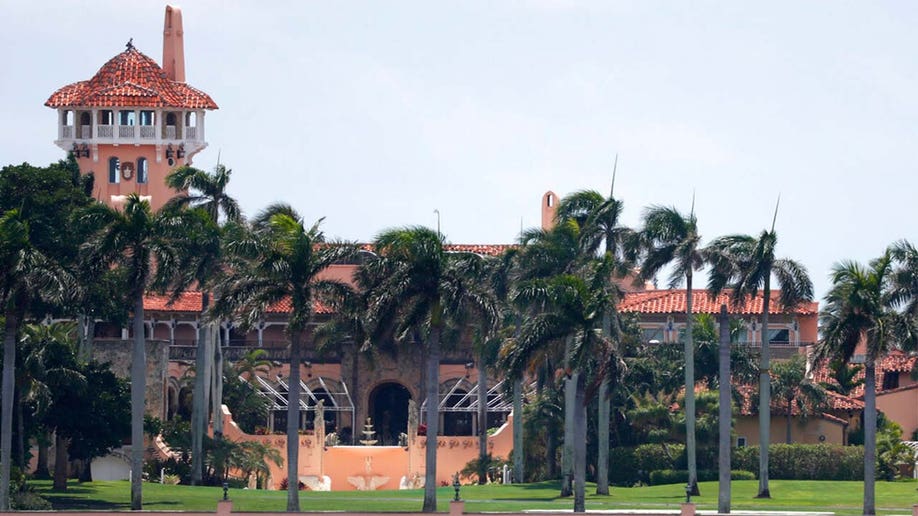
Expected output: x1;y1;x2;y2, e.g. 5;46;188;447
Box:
55;108;205;151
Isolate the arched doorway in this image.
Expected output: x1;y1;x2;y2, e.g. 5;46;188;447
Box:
368;382;411;446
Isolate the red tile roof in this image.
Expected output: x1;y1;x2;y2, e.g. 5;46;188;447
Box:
143;292;332;314
808;352;916;400
618;289;818;316
46;47;217;109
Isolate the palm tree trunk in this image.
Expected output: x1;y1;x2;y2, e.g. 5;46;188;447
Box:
212;323;224;439
512;378;524;483
573;379;587;513
785;401;792;444
36;433;51;479
53;432;68;490
547;416;558;479
0;312;19;511
190;293;210;485
717;304;731;514
757;274;771;498
596;379;609;495
596;311;612;495
685;273;698;495
130;292;146;510
16;393;25;469
422;327;441;512
561;337;574;497
286;331;301;512
863;360;876;516
477;358;488;485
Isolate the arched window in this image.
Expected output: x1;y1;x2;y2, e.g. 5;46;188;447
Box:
185;111;197;127
137;158;148;184
108;157;120;183
80;112;91;126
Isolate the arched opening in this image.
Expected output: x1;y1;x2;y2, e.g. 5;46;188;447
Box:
185;111;197;127
80;112;90;125
166;381;179;421
62;110;73;126
108;157;120;183
177;386;194;420
368;382;410;446
137;158;148;184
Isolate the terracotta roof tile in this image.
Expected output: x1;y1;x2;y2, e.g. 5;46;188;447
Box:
143;292;333;315
619;289;818;316
46;47;217;109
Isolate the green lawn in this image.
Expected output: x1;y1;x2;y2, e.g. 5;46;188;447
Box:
31;479;918;515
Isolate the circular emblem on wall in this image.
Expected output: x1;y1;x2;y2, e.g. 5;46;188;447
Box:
121;162;134;181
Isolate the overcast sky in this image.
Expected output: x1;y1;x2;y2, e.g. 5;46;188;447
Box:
3;1;917;300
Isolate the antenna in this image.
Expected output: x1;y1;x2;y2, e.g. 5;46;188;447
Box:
771;194;781;232
610;154;619;197
690;188;696;218
216;149;222;167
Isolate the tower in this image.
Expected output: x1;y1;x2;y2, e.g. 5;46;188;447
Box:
45;6;217;211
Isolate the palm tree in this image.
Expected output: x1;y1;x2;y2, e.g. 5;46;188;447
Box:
501;257;624;512
84;194;217;509
360;226;496;512
816;252;917;516
234;348;271;384
555;185;633;495
707;226;813;498
215;204;354;512
0;210;70;510
770;354;826;444
513;221;582;497
165;163;242;485
635;205;704;493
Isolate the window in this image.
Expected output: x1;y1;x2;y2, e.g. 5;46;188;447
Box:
119;110;136;126
61;110;73;126
768;328;790;344
99;110;114;125
643;326;664;343
137;158;148;184
881;372;900;391
185;111;197;127
139;111;155;126
108;157;120;183
736;436;747;447
165;112;177;126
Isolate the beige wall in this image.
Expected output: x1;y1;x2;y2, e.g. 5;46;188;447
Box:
877;387;918;439
734;414;847;446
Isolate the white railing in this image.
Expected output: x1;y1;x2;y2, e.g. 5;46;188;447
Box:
97;125;114;138
185;126;197;140
61;126;74;138
81;125;92;139
118;125;135;138
139;126;156;139
165;126;177;140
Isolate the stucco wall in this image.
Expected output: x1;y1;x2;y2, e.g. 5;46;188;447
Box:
734;414;847;446
92;338;169;420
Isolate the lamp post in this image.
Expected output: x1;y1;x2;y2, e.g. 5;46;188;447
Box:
452;474;461;502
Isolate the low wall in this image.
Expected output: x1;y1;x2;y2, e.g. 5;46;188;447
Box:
219;407;516;490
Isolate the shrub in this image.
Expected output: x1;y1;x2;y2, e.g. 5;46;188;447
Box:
732;444;863;481
634;443;683;479
11;492;52;510
649;469;756;485
608;447;638;486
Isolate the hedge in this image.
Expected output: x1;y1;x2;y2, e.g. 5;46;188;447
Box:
611;443;864;485
733;443;864;481
649;469;756;485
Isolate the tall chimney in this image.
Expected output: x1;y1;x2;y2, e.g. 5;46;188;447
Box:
162;5;185;82
541;191;558;230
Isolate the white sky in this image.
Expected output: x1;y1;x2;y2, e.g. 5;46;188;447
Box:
3;1;917;301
